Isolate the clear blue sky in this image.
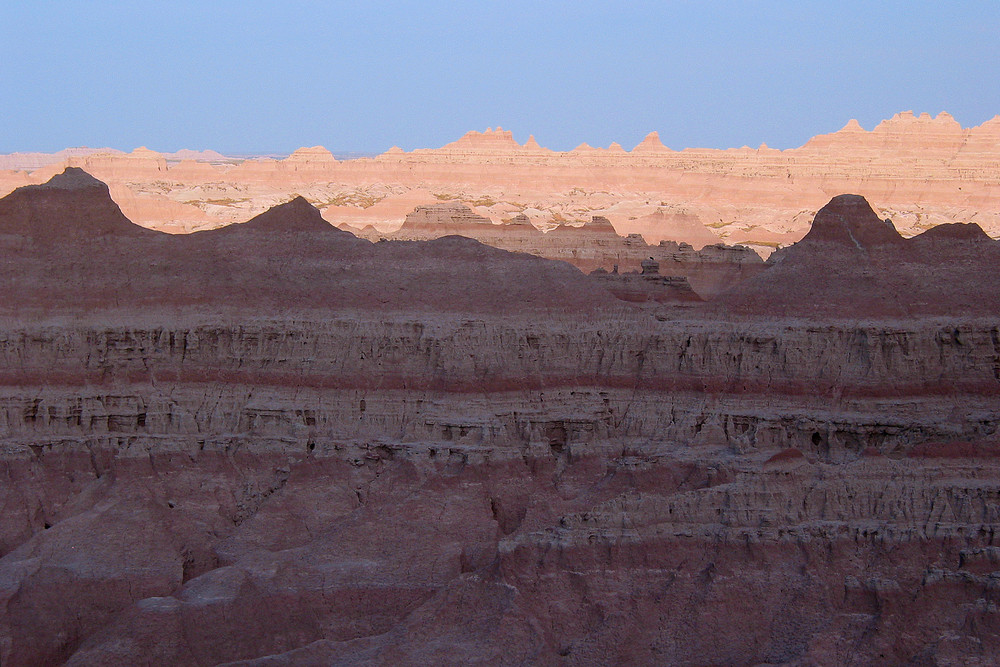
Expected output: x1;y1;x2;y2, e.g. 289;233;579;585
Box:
2;1;998;154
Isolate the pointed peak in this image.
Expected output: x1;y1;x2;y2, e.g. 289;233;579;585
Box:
524;135;543;150
632;131;669;153
35;166;107;191
803;194;904;248
233;196;343;234
0;168;155;238
263;194;317;211
841;118;864;132
286;195;314;207
608;141;625;152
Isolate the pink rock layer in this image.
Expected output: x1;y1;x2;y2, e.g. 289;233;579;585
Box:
1;111;998;251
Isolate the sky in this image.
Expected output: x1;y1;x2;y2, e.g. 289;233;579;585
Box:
2;1;999;154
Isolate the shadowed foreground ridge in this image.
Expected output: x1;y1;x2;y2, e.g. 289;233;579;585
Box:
0;166;157;239
0;170;999;665
801;193;905;247
715;193;1000;317
0;169;619;316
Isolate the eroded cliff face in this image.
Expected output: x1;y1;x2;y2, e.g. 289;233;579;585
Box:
3;111;1000;253
1;314;999;665
1;175;999;665
377;202;765;297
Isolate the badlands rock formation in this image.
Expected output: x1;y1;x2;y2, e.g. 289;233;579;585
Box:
1;111;998;250
0;170;999;665
376;201;765;297
0;169;611;316
717;194;1000;317
0;147;125;171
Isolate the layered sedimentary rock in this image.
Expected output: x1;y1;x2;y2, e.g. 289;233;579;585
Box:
382;202;765;297
0;171;614;317
2;111;999;251
717;194;1000;317
0;172;999;665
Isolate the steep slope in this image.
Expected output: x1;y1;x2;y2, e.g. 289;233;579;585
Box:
2;310;999;665
0;167;158;239
0;169;622;316
715;194;1000;317
207;195;351;235
0;175;999;665
795;193;905;247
